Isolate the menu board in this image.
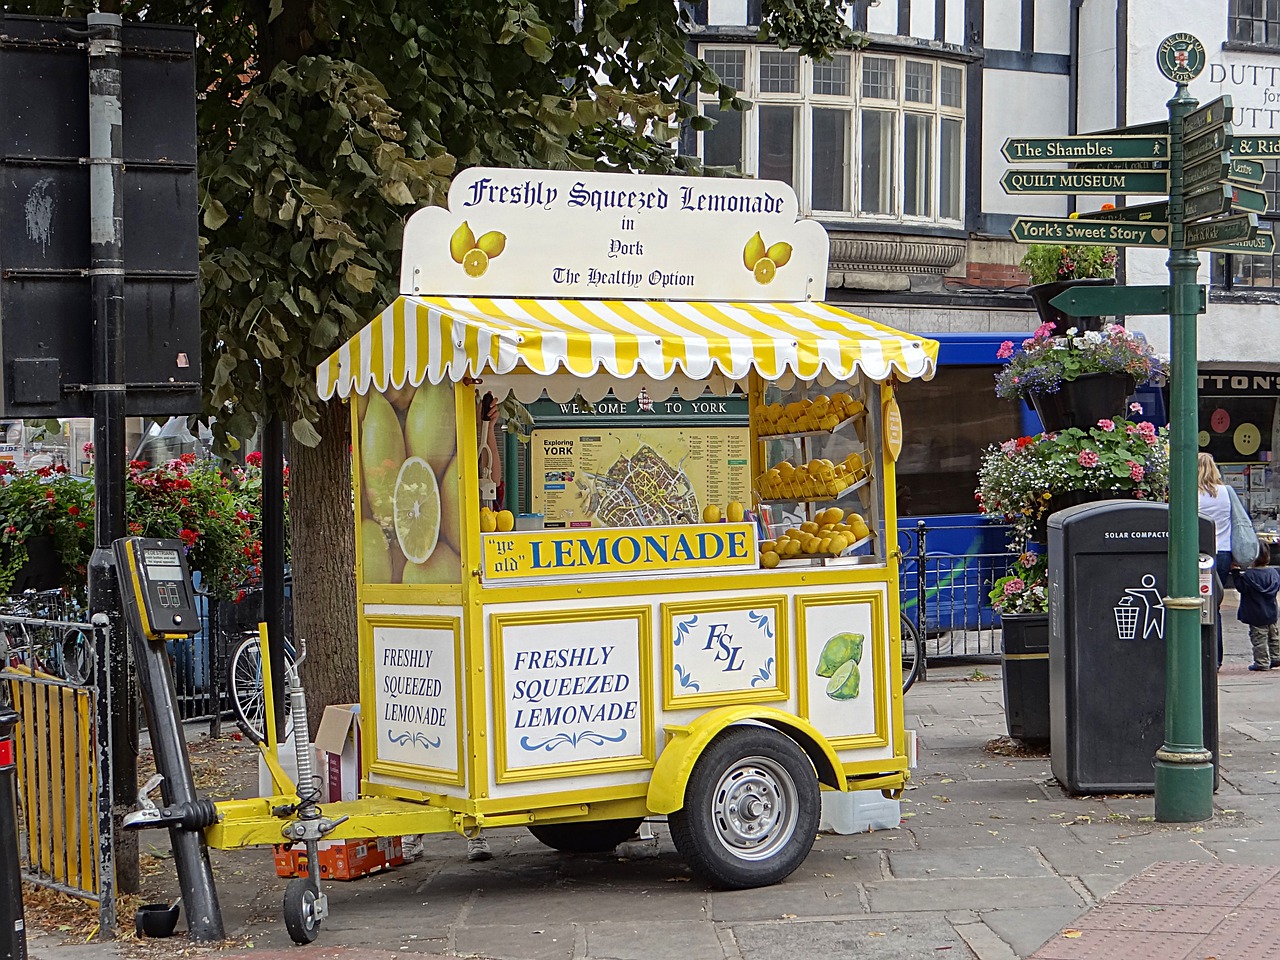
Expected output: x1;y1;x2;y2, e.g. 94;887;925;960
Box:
530;427;751;528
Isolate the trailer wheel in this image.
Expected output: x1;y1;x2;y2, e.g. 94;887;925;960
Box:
283;878;321;944
528;817;645;853
668;726;819;889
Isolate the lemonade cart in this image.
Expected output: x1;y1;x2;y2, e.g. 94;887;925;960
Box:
203;168;938;942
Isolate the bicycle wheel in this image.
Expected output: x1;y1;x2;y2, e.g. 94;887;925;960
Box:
59;626;94;685
900;613;924;694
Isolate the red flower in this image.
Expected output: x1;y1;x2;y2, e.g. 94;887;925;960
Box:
67;505;80;516
179;528;198;547
245;451;263;468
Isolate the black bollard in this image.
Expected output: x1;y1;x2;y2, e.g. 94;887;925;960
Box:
0;705;28;960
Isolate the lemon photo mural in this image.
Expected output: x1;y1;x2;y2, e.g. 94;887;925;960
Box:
358;383;460;585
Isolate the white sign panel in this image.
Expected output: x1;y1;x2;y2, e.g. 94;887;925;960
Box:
670;606;779;699
802;600;878;742
400;167;829;302
497;612;648;779
373;625;459;773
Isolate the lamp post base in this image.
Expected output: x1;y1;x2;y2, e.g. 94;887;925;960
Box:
1154;758;1214;822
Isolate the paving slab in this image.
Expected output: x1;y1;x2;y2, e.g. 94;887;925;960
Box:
887;846;1053;879
452;925;577;960
729;916;975;960
581;921;726;960
865;876;1084;913
979;906;1094;959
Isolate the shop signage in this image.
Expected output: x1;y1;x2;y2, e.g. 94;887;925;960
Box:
1226;182;1268;214
1184;213;1258;249
372;624;459;773
883;395;902;462
481;523;758;581
1001;135;1168;163
1000;169;1169;195
398;167;829;302
1198;371;1280;394
1231;135;1280;158
1202;229;1275;256
1010;217;1170;247
1078;201;1168;223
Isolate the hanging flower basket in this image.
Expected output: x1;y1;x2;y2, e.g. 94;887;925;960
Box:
1027;278;1116;333
1028;372;1136;433
1;535;64;594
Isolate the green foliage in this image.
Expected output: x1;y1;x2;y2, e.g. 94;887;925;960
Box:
1019;242;1118;285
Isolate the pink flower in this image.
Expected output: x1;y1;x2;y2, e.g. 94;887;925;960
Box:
1128;461;1145;482
1097;418;1115;432
1078;450;1100;467
1033;322;1056;339
1138;421;1156;437
996;340;1015;359
1129;402;1143;414
1004;578;1025;596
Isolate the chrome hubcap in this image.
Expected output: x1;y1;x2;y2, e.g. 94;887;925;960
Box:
711;755;798;861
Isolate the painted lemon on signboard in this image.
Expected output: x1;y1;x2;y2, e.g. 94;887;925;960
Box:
816;631;864;677
826;659;861;700
393;456;441;565
361;391;406;525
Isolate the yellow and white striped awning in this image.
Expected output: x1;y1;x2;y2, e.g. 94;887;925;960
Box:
316;296;938;400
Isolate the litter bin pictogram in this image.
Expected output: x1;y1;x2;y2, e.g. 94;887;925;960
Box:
1114;599;1139;640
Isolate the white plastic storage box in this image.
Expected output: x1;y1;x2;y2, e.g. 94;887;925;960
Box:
820;789;902;834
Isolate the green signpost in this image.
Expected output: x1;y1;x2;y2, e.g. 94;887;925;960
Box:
1002;135;1169;162
1000;169;1170;195
1049;284;1206;317
1009;217;1169;246
1230;135;1280;157
1230;158;1266;183
1077;201;1168;223
1185;213;1258;248
1203;230;1275;256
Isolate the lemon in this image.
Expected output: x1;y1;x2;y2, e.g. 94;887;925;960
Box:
360;518;392;583
761;539;777;553
753;257;777;284
476;230;507;258
496;509;515;532
405;382;457;475
449;221;476;264
761;550;780;569
826;659;861;700
403;544;460;585
819;537;833;554
816;632;864;677
702;504;722;523
850;519;870;541
785;540;803;556
822;507;844;525
393;456;441;564
385;382;417;411
439;456;460;550
726;501;745;523
479;507;497;533
766;241;793;267
463;247;489;277
743;231;766;270
800;520;819;535
831;533;849;553
361;391;407;524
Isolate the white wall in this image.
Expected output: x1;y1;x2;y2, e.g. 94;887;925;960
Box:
982;69;1073;217
866;1;899;36
1130;300;1279;368
984;0;1022;51
1034;1;1070;56
707;0;747;27
910;1;934;42
1077;0;1118;133
945;0;966;46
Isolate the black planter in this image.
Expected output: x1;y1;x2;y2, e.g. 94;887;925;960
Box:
1031;489;1117;546
3;535;63;594
1027;278;1116;333
999;612;1050;742
1028;372;1136;433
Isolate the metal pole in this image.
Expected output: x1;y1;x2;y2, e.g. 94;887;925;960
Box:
82;10;138;896
91;614;115;936
1154;81;1214;822
0;705;26;960
262;416;288;744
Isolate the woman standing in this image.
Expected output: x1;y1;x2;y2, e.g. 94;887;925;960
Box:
1198;453;1233;667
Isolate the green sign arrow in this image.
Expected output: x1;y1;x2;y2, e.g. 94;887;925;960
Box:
1086;120;1169;137
1010;217;1170;246
1002;135;1168;163
1077;201;1169;222
1184;96;1232;137
1227;182;1268;214
1183;124;1232;163
1184;213;1257;249
1231;135;1280;158
1048;284;1206;317
1229;158;1266;184
1184;153;1231;192
1203;230;1275;256
1001;169;1170;195
1184;184;1233;223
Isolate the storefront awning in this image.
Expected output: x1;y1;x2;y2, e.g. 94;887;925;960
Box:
316;296;939;400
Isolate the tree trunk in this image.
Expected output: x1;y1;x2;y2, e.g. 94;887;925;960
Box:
289;399;357;732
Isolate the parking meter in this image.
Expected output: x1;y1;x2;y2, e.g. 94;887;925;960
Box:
113;538;201;640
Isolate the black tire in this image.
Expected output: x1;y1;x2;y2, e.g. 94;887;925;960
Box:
901;613;924;693
668;726;819;889
527;817;645;853
227;633;293;745
283;878;321;944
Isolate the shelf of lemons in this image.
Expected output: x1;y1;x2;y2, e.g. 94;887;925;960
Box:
755;451;870;502
759;507;871;569
753;393;865;438
479;507;515;533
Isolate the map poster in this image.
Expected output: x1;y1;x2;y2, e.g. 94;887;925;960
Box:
530;427;751;527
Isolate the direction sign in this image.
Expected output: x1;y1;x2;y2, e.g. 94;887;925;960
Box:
1183;124;1232;163
1001;169;1170;195
1227;182;1268;214
1231;135;1280;158
1229;158;1266;184
1185;96;1232;137
1087;120;1169;138
1203;230;1275;256
1184;153;1230;192
1049;284;1206;317
1002;135;1168;163
1010;217;1170;247
1184;184;1233;223
1077;201;1168;223
1184;213;1257;249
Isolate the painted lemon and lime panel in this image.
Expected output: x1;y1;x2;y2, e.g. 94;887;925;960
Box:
796;592;889;750
358;383;460;584
491;606;654;783
662;596;788;710
370;619;463;783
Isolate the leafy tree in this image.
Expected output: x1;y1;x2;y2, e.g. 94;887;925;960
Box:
5;0;856;720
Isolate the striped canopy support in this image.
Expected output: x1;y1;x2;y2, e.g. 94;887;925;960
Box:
317;296;939;400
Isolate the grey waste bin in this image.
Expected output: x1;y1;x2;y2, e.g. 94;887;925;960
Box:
1047;500;1218;794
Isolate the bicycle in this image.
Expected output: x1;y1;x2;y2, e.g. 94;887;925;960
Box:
0;590;94;685
900;612;925;694
226;629;296;744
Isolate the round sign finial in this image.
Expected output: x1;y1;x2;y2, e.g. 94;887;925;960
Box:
1157;33;1206;83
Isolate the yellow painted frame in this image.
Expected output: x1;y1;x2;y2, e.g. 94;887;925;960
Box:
489;604;656;784
660;594;789;710
795;589;890;751
363;614;467;787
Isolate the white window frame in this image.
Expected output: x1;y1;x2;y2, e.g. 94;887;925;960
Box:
696;45;966;228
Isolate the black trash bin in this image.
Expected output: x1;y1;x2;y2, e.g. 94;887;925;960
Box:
1047;500;1217;793
999;613;1050;742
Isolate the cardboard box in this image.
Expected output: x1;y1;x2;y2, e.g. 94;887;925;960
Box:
314;703;362;803
274;837;404;881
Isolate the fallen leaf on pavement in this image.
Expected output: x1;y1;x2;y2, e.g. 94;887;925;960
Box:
1062;930;1082;938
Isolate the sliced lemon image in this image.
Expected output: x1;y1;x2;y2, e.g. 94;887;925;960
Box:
463;248;489;277
753;256;777;284
393;456;441;564
826;659;861;700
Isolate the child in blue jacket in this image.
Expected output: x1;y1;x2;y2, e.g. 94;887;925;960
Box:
1233;540;1280;671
